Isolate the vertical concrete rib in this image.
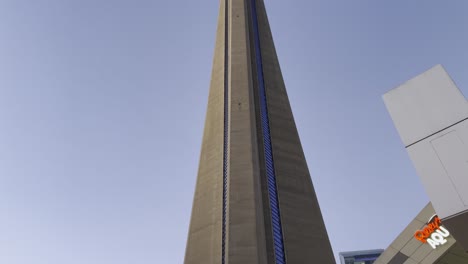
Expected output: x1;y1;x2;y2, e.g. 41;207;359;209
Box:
226;0;267;263
255;0;335;262
184;1;225;263
221;0;229;262
249;0;286;263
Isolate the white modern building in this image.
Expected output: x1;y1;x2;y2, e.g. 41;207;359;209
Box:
376;65;468;263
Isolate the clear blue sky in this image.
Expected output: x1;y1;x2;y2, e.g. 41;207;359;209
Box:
1;0;467;263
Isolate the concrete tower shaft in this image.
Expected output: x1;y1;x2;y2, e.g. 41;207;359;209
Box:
184;1;335;263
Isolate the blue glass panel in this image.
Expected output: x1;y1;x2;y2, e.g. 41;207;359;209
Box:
355;254;381;261
249;0;286;263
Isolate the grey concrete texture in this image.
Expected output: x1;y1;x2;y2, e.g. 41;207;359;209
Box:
225;0;267;262
255;0;335;262
185;0;335;263
184;1;225;263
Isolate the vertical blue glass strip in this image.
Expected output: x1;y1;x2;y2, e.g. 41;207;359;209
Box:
221;0;228;263
249;0;286;263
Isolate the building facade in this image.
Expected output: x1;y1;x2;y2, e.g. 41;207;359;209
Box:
375;203;468;264
383;64;468;252
184;1;335;263
378;65;468;263
340;249;384;264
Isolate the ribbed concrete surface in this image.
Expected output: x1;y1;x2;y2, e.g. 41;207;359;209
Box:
185;1;334;263
226;0;267;263
255;0;335;263
184;1;225;263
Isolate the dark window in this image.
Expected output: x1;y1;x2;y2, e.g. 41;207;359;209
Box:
388;252;409;264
